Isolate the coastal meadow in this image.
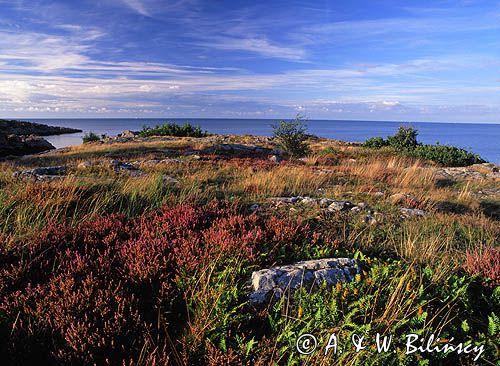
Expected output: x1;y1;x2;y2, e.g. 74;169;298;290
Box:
0;132;498;365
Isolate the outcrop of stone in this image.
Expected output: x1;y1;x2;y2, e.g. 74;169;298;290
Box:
268;196;357;211
0;120;82;136
12;160;181;183
249;258;361;304
0;119;81;136
0;134;56;157
203;143;276;156
13;165;67;181
0;119;81;157
435;163;500;180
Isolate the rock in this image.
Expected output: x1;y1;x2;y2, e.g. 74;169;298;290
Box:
364;214;378;225
269;197;301;204
249;204;260;211
268;154;282;163
161;175;179;184
373;191;385;198
475;163;498;172
351;206;362;213
13;165;68;181
300;197;317;205
434;164;500;181
183;151;201;160
142;159;161;165
400;208;427;218
0;119;81;136
107;160;143;176
327;200;353;212
77;161;92;169
249;258;361;304
319;198;334;207
474;187;500;197
207;143;271;155
118;130;138;138
390;193;420;207
138;158;183;166
357;202;369;210
0;134;55;157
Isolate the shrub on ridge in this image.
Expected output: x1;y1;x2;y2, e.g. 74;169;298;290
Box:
362;125;485;166
139;122;207;137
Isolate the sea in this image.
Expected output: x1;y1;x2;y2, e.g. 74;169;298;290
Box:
26;118;500;164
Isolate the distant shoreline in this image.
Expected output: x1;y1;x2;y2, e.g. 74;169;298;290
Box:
26;118;500;163
0;119;82;157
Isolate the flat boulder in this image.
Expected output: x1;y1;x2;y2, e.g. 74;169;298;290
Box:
400;207;427;218
13;165;68;181
327;200;354;212
249;258;361;304
108;160;143;176
390;193;420;207
118;130;139;138
206;143;271;155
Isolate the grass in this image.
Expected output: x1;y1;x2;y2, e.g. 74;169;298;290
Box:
0;133;498;365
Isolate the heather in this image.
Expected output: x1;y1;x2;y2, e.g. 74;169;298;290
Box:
0;132;498;364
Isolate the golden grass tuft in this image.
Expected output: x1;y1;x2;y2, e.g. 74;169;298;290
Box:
235;165;334;198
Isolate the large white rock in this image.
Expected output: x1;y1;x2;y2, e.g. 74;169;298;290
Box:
249;258;360;304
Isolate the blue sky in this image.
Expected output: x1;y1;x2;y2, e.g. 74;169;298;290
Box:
0;0;499;122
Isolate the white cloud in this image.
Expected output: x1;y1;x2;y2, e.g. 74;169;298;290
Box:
0;7;499;121
120;0;151;16
195;36;307;61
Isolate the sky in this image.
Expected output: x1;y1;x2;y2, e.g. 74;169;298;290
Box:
0;0;499;122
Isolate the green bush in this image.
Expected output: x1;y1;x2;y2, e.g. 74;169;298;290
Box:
82;131;101;143
362;125;485;166
362;136;389;148
406;144;485;167
272;117;311;158
139;122;207;137
387;126;419;149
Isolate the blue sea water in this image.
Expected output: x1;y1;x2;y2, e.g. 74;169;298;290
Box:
27;118;500;163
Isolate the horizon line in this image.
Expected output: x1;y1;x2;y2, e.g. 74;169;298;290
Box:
11;117;500;125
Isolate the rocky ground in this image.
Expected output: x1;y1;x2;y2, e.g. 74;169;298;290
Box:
0;119;80;136
0;119;81;157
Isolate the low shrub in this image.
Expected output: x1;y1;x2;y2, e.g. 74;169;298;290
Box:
362;136;389;148
272;116;311;158
387;126;419;149
464;246;500;285
362;126;485;166
0;201;314;364
82;131;101;143
405;144;485;167
139;122;207;137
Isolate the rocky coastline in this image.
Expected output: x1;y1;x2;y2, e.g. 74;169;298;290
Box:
0;119;81;157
